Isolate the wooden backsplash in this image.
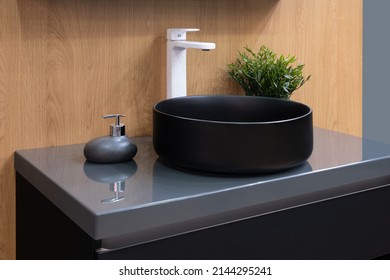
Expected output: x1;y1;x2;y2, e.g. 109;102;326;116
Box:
0;0;362;259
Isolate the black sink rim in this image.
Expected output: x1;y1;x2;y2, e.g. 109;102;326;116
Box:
153;95;312;125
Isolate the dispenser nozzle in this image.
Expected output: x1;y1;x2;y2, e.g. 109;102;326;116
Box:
103;114;125;126
102;114;126;136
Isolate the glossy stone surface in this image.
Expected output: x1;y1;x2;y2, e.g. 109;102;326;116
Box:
14;129;390;248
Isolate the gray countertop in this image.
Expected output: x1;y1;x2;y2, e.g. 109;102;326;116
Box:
14;128;390;249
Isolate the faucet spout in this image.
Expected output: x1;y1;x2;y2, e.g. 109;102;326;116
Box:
172;41;216;51
167;28;215;99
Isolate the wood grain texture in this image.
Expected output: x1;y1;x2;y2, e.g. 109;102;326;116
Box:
0;0;6;260
0;0;362;259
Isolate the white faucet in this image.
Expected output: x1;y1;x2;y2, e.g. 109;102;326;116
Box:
167;28;216;99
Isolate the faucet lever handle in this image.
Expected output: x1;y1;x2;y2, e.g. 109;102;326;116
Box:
167;28;200;41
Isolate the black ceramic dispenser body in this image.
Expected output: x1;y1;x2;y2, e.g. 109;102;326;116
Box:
84;114;138;164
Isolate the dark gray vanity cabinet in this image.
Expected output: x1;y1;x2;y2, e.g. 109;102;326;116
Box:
16;171;390;260
16;173;99;259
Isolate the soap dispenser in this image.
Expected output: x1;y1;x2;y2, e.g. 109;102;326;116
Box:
84;114;138;164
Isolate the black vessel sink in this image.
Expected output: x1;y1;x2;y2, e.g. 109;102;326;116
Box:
153;95;313;174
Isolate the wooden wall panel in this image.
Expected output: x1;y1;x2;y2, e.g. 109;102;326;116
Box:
0;0;362;259
0;0;6;260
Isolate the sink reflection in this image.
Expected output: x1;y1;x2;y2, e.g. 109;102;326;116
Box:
152;159;312;201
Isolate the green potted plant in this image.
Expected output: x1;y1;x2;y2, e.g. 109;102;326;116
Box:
227;45;311;100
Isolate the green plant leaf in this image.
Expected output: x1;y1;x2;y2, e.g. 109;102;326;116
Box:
227;45;311;99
